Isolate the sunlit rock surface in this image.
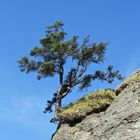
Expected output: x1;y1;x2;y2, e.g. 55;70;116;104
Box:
52;70;140;140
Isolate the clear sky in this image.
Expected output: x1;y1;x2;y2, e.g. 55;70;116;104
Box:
0;0;140;140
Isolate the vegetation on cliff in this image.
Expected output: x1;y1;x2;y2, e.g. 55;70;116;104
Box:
58;89;116;124
52;70;140;140
59;70;140;124
116;70;140;95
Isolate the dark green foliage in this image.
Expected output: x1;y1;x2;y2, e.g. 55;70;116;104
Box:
18;21;123;121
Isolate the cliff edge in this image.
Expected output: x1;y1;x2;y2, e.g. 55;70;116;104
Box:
52;70;140;140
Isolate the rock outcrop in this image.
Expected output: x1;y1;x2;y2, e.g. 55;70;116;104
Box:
52;70;140;140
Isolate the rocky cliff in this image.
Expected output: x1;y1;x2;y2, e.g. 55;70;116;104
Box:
52;70;140;140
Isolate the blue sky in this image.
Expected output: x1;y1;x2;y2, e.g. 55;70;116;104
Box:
0;0;140;140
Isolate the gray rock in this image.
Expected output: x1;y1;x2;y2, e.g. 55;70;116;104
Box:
52;72;140;140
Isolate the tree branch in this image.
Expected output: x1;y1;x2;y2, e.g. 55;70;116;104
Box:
59;59;64;86
72;73;96;87
72;63;88;84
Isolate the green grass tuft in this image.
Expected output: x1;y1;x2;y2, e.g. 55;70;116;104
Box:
58;89;116;124
116;70;140;95
122;70;140;84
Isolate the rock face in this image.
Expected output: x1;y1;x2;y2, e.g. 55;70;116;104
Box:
52;70;140;140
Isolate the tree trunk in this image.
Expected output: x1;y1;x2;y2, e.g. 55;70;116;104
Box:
50;96;62;123
55;98;62;113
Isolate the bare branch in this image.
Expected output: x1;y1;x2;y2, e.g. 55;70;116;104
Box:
72;63;88;84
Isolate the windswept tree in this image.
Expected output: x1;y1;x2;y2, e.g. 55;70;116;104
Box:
18;21;123;122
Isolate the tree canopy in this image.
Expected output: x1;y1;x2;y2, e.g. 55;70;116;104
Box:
18;21;123;122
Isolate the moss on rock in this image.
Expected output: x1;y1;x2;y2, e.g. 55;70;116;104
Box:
58;89;116;124
116;70;140;95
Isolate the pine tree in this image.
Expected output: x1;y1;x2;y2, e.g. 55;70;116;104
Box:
18;21;123;122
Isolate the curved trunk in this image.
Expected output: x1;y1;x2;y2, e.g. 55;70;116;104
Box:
55;86;63;114
55;98;62;113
